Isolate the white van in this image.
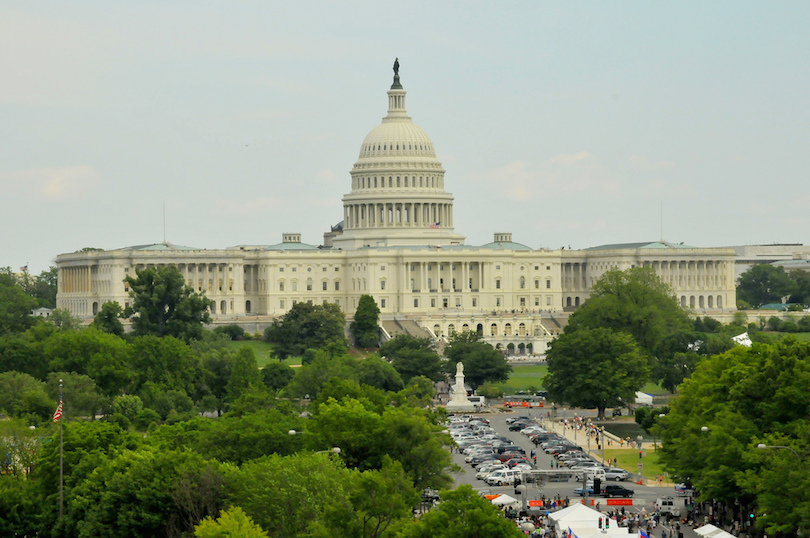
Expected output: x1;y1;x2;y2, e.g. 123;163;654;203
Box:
485;469;522;486
656;497;680;516
578;468;606;483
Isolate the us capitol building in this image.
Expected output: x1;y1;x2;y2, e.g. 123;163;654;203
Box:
56;63;736;354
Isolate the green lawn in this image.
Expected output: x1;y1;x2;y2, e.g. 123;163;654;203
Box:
602;448;670;483
223;340;301;367
500;363;548;393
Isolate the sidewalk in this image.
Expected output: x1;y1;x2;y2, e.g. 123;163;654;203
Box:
542;414;676;487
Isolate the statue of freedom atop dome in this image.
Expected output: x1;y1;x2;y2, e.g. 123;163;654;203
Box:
393;58;400;76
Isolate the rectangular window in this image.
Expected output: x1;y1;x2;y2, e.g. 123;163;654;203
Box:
292;267;297;272
292;282;297;291
335;281;340;291
431;298;436;308
280;299;285;309
496;297;501;307
472;298;477;307
279;282;285;291
546;296;551;305
534;266;539;270
546;266;550;270
380;265;386;271
546;280;551;289
535;280;540;289
307;282;312;291
496;280;501;289
535;297;540;306
323;266;327;271
381;299;386;308
322;282;327;291
414;298;419;308
335;267;339;272
380;280;386;290
279;267;284;272
520;297;526;307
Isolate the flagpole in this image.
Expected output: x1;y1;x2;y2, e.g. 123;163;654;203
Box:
59;378;64;520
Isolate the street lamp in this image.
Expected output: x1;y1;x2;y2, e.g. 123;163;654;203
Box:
756;443;801;460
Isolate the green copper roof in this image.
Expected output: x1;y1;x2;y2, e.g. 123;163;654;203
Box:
479;241;533;251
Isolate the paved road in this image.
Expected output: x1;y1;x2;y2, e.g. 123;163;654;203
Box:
450;410;703;538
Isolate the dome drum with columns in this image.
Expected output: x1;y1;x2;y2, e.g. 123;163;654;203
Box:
55;61;738;354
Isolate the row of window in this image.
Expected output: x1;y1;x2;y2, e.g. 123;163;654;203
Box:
495;278;552;289
279;280;341;292
355;175;440;189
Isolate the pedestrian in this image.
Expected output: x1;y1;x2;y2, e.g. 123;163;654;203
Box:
661;530;667;538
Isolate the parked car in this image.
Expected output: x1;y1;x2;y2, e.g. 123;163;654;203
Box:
573;485;594;496
601;485;634;498
605;468;629;481
485;469;523;486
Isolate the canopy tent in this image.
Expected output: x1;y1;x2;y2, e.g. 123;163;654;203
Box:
635;391;654;406
490;494;519;506
694;524;736;538
548;504;635;538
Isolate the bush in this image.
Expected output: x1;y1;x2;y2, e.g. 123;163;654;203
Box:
134;408;161;430
213;325;247;341
477;382;504;399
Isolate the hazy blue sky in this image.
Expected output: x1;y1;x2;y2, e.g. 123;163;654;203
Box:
3;2;809;274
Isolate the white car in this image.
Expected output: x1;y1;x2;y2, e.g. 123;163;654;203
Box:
605;468;629;481
521;426;544;435
476;464;506;480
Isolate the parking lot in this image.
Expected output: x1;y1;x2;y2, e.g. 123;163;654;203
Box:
449;409;701;538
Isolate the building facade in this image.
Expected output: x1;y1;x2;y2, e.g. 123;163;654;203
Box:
56;68;737;353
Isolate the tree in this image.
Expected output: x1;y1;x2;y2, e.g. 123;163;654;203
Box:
398;485;524;538
544;327;648;419
225;346;262;403
226;452;354;538
128;335;197;395
195;507;269;538
736;264;795;307
46;308;82;331
379;334;445;384
658;340;810;536
46;372;106;420
349;457;419;538
66;448;225;538
29;266;58;308
562;267;693;390
261;361;295;392
92;301;125;337
284;352;359;399
0;371;54;423
444;331;511;389
788;268;810;305
352;294;381;348
0;270;37;335
264;302;346;359
125;265;212;341
356;355;404;392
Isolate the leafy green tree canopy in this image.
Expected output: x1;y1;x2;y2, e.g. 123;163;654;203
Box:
0;270;38;335
544;327;648;419
444;331;511;389
351;294;381;348
195;507;269;538
736;263;796;308
264;302;346;359
125;265;212;341
379;334;444;384
398;484;524;538
91;301;125;337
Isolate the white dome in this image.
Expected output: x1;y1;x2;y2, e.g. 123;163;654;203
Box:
358;121;436;160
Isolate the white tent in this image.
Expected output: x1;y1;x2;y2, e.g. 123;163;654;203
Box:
549;504;626;538
491;494;519;506
635;391;654;406
732;332;752;347
695;524;736;538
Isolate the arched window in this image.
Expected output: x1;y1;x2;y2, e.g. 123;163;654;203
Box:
245;300;251;313
504;323;512;336
433;324;441;337
518;322;526;336
220;300;227;314
520;276;526;289
490;323;498;336
448;324;455;335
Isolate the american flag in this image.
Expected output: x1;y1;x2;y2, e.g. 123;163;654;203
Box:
20;265;28;272
430;222;440;229
52;400;63;422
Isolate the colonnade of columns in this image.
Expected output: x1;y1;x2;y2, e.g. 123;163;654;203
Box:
344;202;452;229
649;260;728;289
405;261;483;292
59;266;92;293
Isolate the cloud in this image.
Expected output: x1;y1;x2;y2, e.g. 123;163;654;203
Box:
467;152;623;202
0;166;102;199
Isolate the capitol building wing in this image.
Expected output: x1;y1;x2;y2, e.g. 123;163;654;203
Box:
56;66;736;354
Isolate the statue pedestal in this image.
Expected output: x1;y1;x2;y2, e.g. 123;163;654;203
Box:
445;362;476;413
